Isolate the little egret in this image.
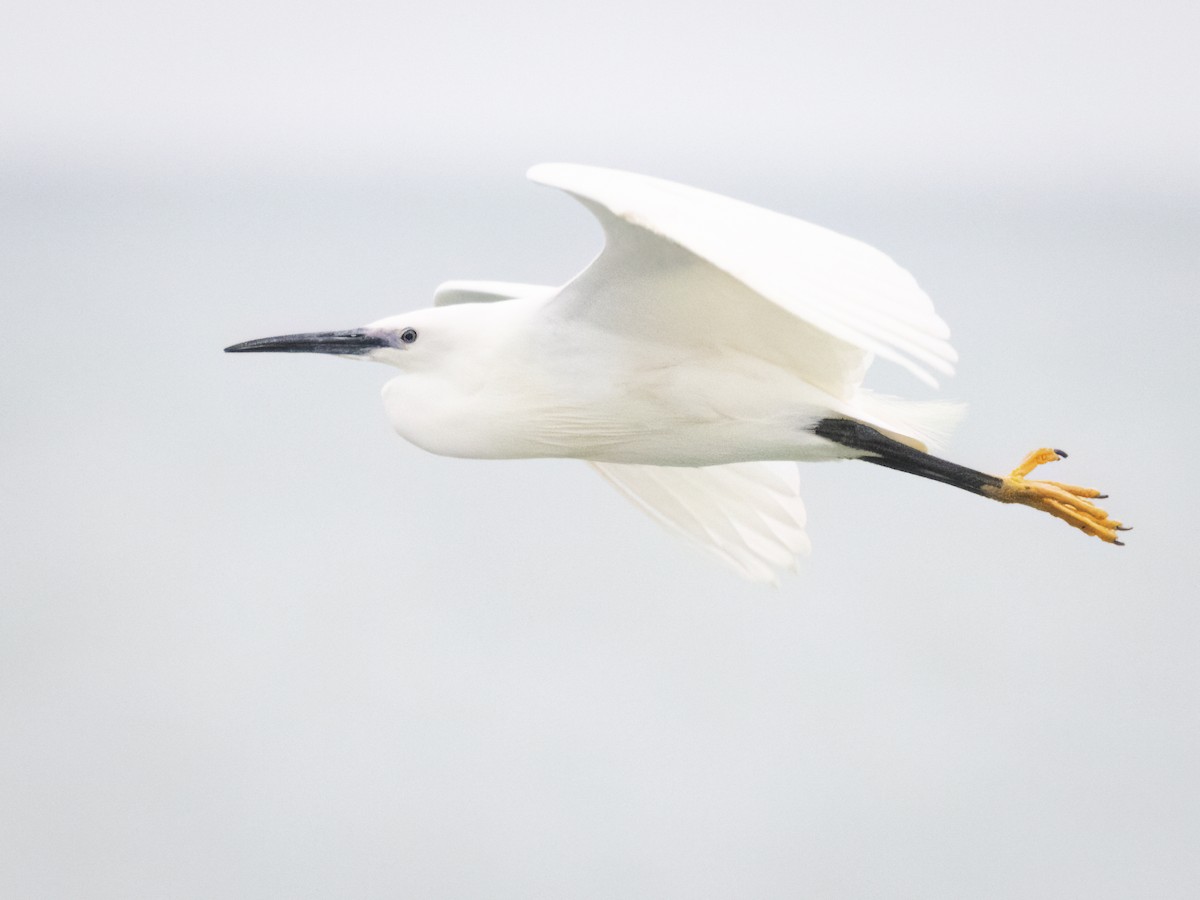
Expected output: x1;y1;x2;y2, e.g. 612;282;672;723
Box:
227;164;1126;582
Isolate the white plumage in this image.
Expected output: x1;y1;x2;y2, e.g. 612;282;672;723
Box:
229;164;970;582
589;460;811;584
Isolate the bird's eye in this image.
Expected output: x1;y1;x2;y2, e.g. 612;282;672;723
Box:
399;328;418;344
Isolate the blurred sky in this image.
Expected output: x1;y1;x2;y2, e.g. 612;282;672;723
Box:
1;2;1198;899
3;0;1197;187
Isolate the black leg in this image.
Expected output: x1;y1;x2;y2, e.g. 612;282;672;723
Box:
813;418;1002;496
814;418;1128;544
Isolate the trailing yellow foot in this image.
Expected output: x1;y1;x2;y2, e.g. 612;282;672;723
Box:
982;448;1128;545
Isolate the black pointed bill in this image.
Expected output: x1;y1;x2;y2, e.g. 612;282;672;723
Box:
224;329;391;356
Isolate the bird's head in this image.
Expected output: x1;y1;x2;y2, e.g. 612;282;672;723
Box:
225;302;527;459
224;308;453;370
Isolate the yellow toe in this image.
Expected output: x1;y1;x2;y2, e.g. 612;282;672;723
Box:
1010;447;1065;479
984;448;1127;546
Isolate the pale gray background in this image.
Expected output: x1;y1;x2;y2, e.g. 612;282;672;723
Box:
2;1;1197;897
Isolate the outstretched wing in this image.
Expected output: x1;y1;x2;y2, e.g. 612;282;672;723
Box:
590;460;810;584
529;163;956;394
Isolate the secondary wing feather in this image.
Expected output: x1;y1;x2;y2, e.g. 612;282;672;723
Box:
434;281;554;307
589;461;810;584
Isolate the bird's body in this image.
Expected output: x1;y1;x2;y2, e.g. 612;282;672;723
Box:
227;164;1125;581
379;293;863;466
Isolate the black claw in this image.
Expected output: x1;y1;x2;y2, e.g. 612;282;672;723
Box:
1096;493;1109;499
1054;448;1068;458
1116;525;1132;531
1114;539;1125;546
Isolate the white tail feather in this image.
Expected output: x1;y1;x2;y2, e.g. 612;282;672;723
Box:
850;391;967;455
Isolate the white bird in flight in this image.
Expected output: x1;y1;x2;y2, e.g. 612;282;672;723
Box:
227;164;1126;582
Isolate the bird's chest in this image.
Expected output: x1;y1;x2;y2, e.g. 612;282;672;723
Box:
381;363;592;460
